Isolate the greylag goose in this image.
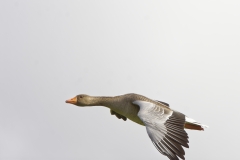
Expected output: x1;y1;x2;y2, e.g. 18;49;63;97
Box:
65;93;208;160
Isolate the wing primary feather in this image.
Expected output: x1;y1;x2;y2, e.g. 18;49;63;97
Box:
166;119;185;124
152;142;165;155
167;131;189;143
165;127;189;138
162;138;185;159
165;124;186;132
166;134;189;148
158;142;179;160
165;137;185;154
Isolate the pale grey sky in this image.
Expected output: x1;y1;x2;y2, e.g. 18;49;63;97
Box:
1;1;240;160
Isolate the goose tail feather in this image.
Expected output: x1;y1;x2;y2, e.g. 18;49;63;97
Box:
184;117;209;131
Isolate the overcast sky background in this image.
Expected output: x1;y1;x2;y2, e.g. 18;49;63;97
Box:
1;1;240;160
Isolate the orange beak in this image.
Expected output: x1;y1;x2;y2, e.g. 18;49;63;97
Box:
65;96;77;105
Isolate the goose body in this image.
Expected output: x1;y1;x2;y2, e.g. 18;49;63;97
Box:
66;93;208;160
100;93;170;125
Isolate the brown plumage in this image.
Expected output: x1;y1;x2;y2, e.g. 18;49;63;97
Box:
66;93;208;160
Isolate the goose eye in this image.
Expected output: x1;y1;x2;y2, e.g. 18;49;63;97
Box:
79;95;83;98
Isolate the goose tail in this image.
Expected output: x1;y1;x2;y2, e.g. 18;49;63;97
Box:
184;117;209;131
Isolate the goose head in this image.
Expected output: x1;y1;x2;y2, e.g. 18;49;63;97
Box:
65;94;94;106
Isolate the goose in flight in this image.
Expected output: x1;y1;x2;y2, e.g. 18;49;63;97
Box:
65;93;208;160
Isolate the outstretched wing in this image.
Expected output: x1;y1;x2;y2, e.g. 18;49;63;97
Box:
133;101;189;160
